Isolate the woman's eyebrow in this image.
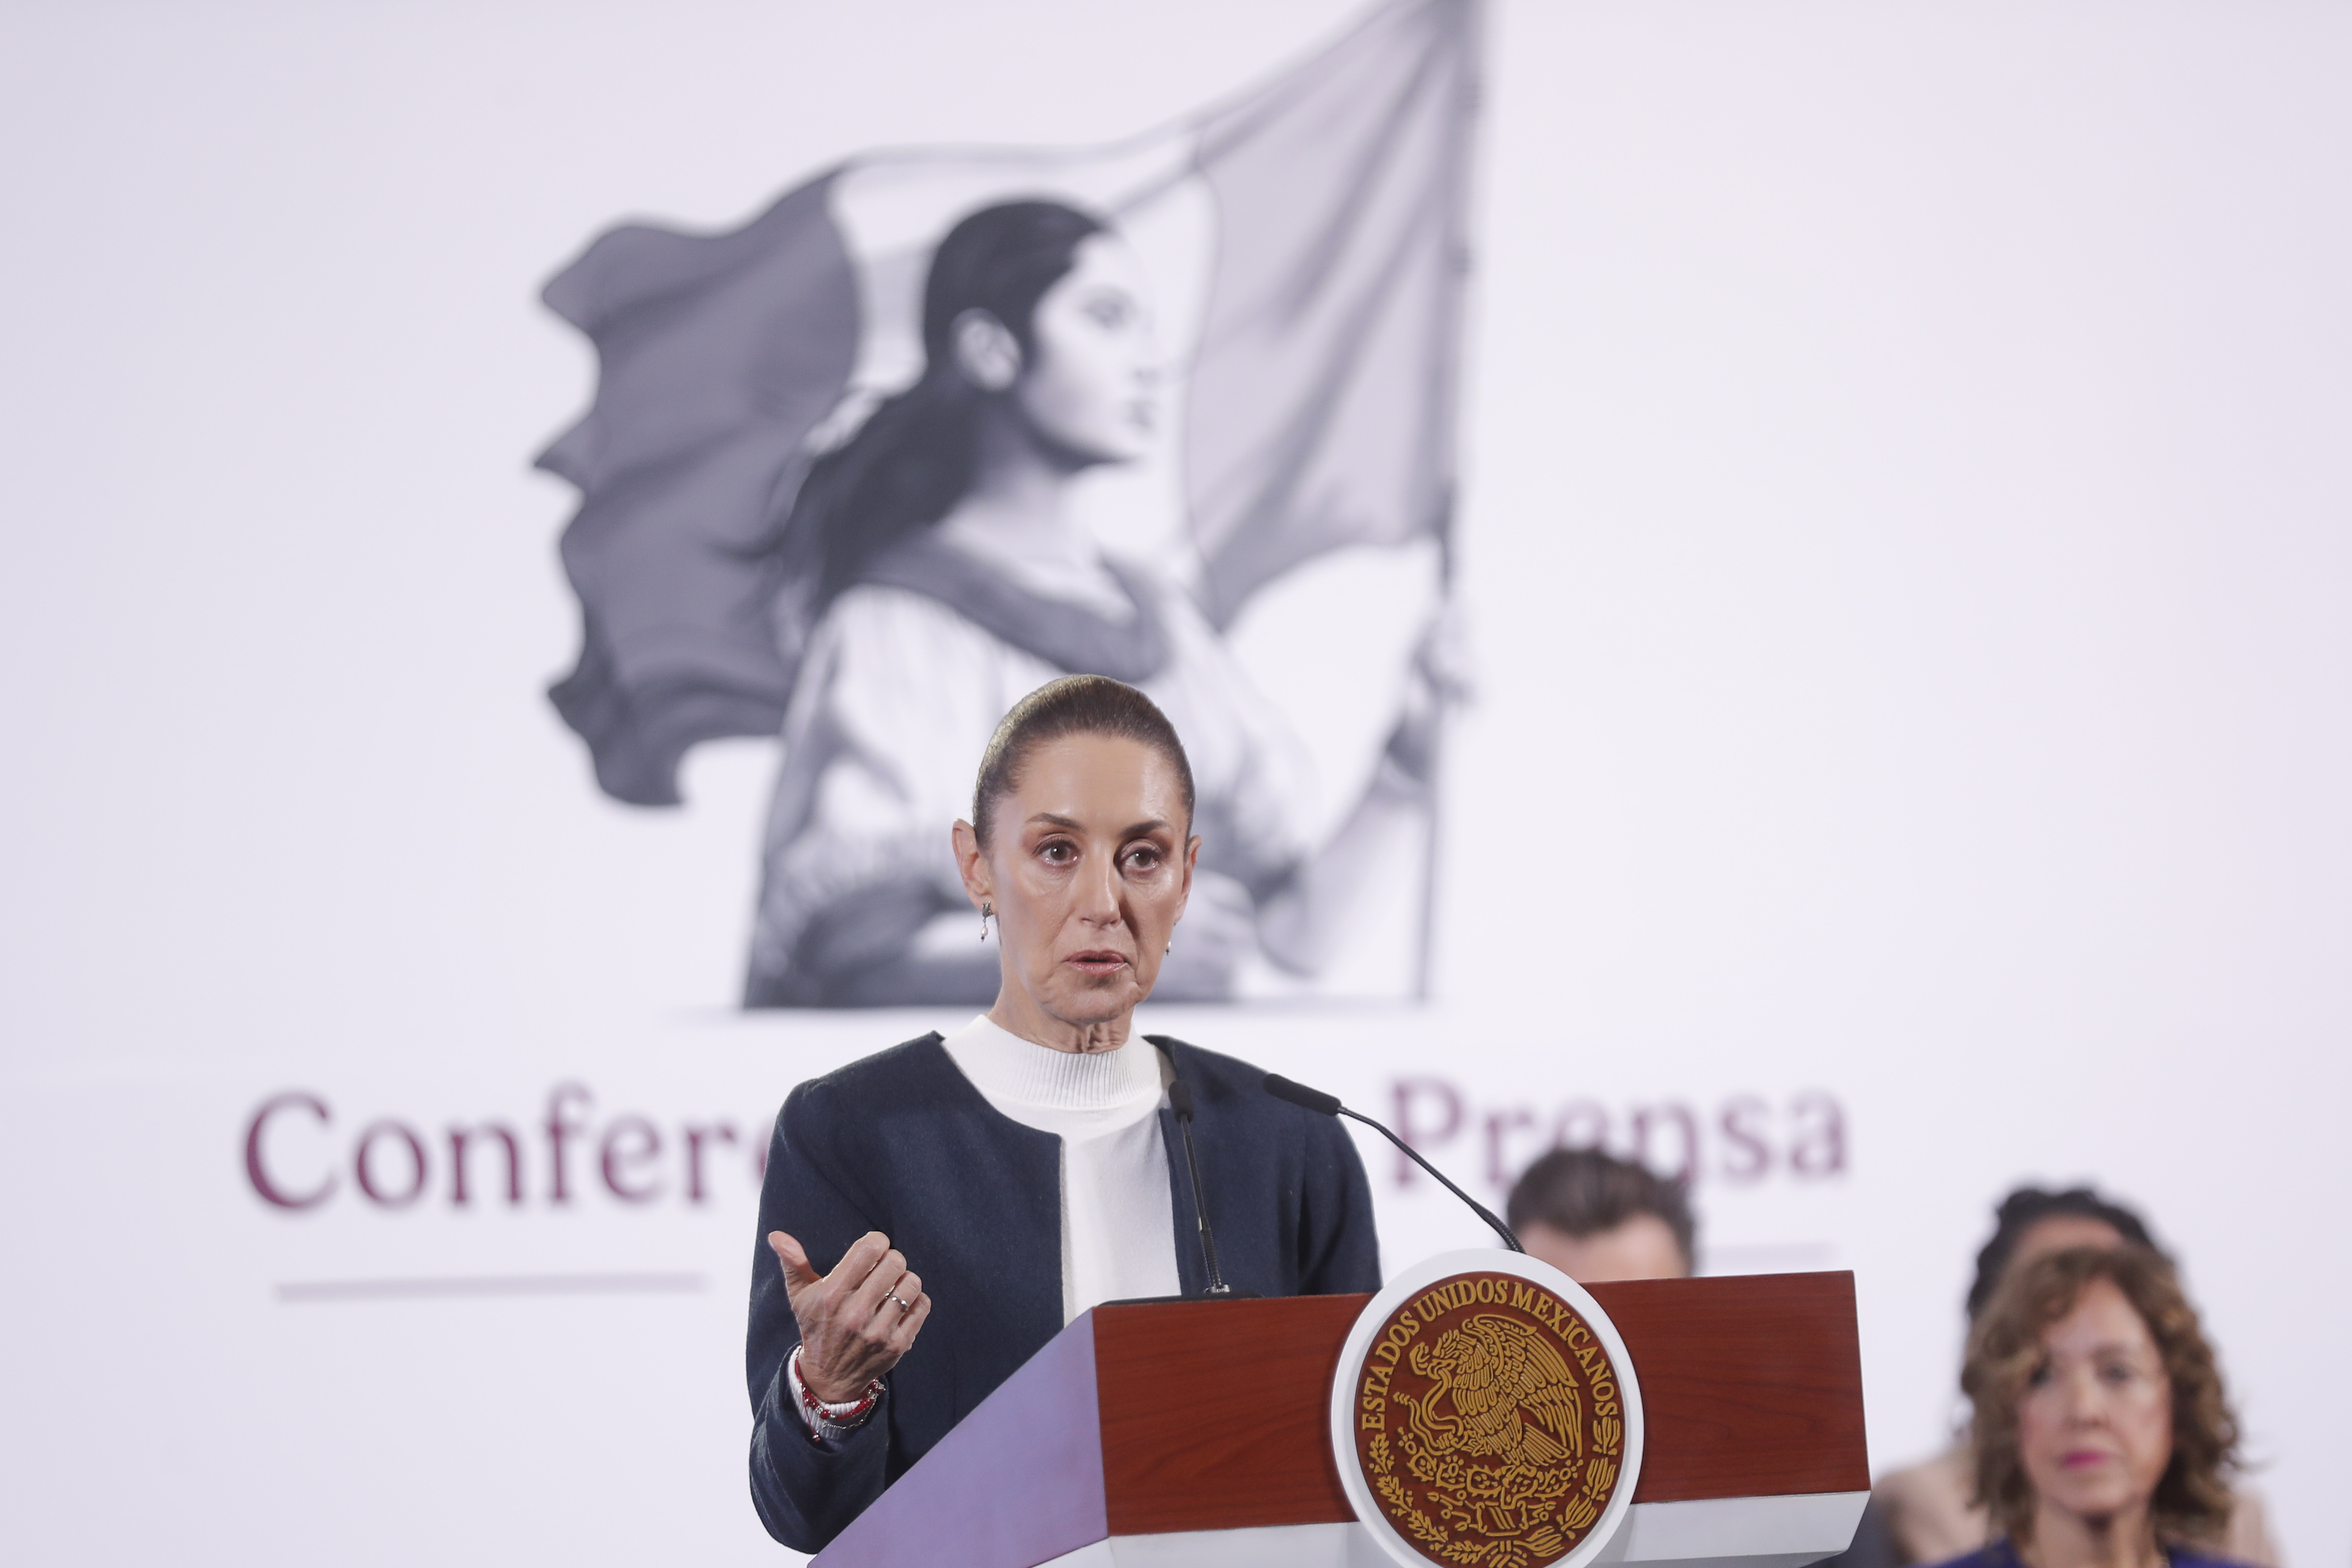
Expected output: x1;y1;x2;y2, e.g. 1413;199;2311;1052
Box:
2050;1339;2150;1361
1023;813;1172;836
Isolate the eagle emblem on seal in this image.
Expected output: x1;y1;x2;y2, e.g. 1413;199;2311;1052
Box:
1408;1314;1585;1471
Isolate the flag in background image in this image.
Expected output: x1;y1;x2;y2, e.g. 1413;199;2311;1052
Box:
536;0;1480;1004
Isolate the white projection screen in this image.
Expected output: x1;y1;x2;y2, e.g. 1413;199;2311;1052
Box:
3;3;2346;1565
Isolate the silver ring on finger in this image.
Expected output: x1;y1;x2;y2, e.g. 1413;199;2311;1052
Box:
887;1293;913;1313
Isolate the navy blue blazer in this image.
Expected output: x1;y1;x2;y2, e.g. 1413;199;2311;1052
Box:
745;1032;1382;1552
1933;1545;2249;1568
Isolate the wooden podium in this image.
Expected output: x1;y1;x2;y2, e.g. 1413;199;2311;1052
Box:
810;1271;1868;1568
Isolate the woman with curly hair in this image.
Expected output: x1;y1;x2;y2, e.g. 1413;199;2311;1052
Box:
1944;1245;2249;1568
1857;1188;2277;1568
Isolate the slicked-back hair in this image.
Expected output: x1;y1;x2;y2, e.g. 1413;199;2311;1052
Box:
1504;1147;1695;1274
971;676;1195;851
1967;1185;2163;1321
1964;1245;2238;1545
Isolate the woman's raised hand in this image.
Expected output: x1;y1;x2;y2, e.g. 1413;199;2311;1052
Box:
768;1229;933;1403
1385;601;1474;789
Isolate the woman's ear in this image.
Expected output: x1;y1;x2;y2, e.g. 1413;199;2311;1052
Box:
953;819;993;908
951;308;1022;392
1175;833;1201;918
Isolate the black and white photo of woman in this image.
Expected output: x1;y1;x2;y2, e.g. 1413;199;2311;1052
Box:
746;198;1452;1006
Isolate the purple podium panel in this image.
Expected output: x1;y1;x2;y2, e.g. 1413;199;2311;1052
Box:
814;1312;1109;1568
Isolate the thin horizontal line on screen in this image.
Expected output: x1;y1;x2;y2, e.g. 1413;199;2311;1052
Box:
1697;1242;1841;1274
276;1272;708;1303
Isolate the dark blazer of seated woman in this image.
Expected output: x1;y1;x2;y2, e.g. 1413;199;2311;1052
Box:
745;1031;1378;1551
741;674;1381;1553
1935;1541;2249;1568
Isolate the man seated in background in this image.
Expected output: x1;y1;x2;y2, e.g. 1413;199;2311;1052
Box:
1849;1184;2281;1568
1504;1146;1695;1282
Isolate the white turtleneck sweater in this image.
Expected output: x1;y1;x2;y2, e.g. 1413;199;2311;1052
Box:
939;1014;1181;1321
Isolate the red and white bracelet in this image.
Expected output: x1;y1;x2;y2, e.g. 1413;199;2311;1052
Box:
788;1344;884;1444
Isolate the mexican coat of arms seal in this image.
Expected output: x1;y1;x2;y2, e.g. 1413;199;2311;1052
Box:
1332;1254;1646;1568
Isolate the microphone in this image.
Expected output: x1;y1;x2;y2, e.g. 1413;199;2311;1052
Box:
1261;1073;1524;1254
1163;1067;1231;1296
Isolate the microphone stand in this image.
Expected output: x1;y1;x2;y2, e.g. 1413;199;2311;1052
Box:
1167;1077;1230;1295
1148;1036;1244;1299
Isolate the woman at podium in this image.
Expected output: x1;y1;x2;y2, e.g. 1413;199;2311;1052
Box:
744;674;1382;1553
